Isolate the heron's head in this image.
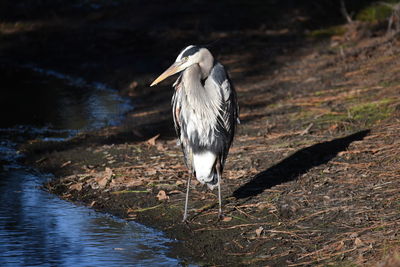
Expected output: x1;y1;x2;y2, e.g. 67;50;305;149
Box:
150;45;213;87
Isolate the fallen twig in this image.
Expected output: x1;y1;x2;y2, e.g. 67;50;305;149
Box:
289;207;344;225
289;247;357;266
111;190;150;194
300;123;313;136
127;204;162;213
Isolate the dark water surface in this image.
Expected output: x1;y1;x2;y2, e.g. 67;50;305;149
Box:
0;65;132;130
0;66;186;266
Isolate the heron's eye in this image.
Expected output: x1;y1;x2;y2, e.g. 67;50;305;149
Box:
183;56;189;61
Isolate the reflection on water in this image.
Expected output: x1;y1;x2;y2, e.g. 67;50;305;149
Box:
0;166;181;267
0;65;132;130
0;66;188;266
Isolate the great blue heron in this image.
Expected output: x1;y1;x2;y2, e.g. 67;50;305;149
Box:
150;45;239;221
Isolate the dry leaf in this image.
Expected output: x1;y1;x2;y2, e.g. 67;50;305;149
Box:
156;190;169;201
97;177;108;189
222;216;232;222
60;161;72;168
125;179;144;187
129;81;138;89
69;183;83;191
329;124;339;131
147;134;160;146
350;232;358;238
104;167;113;177
128;213;137;219
335;241;345;251
191;180;200;186
168;190;182;195
256;226;264;237
35;157;47;163
126;208;135;214
146;169;157;176
96;167;113;189
156;143;166;151
354;237;364;248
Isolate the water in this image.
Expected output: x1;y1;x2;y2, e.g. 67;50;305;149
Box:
0;166;179;267
0;65;132;131
0;66;186;266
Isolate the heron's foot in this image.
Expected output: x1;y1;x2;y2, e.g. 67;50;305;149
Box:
182;212;191;223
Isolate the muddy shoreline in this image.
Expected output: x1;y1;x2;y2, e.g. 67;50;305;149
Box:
2;1;400;265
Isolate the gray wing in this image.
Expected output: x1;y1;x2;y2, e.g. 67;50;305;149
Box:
172;74;194;173
209;62;239;164
171;73;183;138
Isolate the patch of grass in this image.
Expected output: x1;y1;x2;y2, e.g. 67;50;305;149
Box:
291;109;319;121
313;99;396;128
307;26;347;38
315;112;348;125
356;2;398;22
290;139;316;148
379;80;400;87
111;190;150;194
231;215;250;223
264;192;281;203
267;102;283;109
373;225;388;232
348;99;395;125
328;259;358;267
269;142;292;149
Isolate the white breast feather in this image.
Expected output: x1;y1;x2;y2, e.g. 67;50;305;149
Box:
182;77;223;147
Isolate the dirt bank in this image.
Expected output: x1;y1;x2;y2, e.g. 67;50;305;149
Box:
2;0;400;266
21;31;400;266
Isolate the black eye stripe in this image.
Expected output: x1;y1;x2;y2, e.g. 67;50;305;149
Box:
181;46;200;58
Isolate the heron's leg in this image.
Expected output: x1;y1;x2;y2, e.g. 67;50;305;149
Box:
183;173;192;222
217;167;223;219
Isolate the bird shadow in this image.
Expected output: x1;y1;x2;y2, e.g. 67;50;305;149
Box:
233;130;370;199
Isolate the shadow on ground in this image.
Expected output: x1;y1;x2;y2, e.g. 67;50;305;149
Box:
233;130;370;199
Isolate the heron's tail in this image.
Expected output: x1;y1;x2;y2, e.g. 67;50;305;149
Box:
193;151;218;190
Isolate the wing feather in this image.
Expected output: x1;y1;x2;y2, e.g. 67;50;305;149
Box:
208;63;239;164
172;74;193;172
172;62;239;174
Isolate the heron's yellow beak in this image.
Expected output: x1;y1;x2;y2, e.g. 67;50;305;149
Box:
150;61;187;87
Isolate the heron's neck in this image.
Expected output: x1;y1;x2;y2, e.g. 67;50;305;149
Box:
182;64;210;109
199;53;214;79
181;64;221;131
183;64;204;92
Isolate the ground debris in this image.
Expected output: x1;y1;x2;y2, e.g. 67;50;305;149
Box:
156;190;169;201
33;19;400;267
